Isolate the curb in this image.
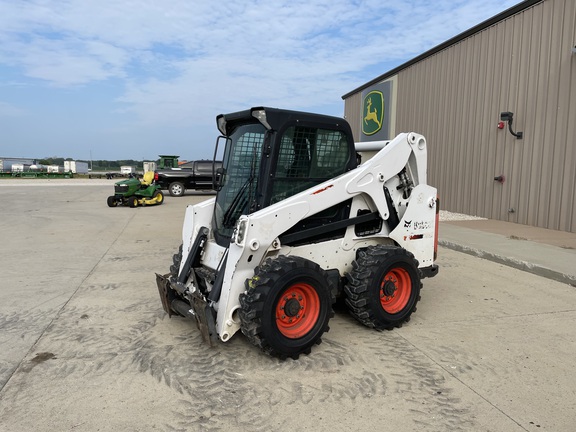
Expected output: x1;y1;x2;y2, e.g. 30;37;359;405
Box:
438;239;576;287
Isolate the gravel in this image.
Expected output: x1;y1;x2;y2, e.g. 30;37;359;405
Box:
439;210;487;222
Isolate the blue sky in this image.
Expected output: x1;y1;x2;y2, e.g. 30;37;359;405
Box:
0;0;519;162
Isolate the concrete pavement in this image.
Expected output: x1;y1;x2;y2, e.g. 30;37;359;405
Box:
1;179;576;432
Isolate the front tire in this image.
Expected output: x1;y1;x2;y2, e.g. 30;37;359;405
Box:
239;255;334;360
129;196;139;208
153;190;164;205
107;196;117;207
169;182;185;197
344;245;422;330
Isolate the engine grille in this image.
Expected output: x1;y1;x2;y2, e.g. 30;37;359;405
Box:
115;184;129;193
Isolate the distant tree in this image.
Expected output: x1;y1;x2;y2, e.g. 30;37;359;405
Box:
39;157;65;166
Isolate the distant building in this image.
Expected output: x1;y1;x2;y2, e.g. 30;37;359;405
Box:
0;157;36;172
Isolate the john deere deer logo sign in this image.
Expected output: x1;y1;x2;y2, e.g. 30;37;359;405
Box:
362;91;384;136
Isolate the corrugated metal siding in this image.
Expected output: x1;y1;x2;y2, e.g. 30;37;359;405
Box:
344;0;576;232
344;92;362;138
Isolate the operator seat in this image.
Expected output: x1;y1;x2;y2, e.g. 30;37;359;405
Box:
141;171;155;186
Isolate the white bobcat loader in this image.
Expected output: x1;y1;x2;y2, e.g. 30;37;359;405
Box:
156;107;439;359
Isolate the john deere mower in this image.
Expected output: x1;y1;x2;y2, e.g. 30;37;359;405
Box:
107;171;164;208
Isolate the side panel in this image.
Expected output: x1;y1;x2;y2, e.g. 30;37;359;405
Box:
389;184;437;268
178;198;216;277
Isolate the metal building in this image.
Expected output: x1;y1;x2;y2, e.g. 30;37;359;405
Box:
343;0;576;233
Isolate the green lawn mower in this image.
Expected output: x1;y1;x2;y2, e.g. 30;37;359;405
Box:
107;172;164;208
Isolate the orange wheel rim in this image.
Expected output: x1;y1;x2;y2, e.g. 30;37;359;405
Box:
276;283;320;339
380;267;411;314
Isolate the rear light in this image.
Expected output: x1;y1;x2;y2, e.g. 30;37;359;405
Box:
434;196;439;260
154;172;158;181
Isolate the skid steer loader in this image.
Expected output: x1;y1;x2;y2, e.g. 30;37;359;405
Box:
156;107;439;359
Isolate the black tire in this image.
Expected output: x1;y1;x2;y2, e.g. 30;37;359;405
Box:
153;190;164;205
239;255;334;360
129;196;139;208
169;182;185;197
107;196;117;207
344;245;422;330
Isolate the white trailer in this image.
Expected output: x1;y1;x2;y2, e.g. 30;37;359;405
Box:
12;164;30;172
47;165;64;173
64;161;89;174
121;166;136;175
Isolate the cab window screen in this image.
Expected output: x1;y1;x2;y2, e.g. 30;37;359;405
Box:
271;126;349;204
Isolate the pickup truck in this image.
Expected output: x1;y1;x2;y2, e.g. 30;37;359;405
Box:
154;160;222;197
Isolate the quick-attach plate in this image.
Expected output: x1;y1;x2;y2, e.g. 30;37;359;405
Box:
190;291;213;347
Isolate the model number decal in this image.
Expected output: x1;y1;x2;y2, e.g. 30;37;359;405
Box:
404;220;431;230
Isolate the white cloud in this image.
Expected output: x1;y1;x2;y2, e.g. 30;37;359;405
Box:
0;0;519;158
113;0;519;126
21;39;127;86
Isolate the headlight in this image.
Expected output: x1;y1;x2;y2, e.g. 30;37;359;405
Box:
251;108;272;130
233;216;249;246
217;114;227;135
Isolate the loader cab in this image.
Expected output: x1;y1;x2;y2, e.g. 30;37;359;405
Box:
212;107;357;247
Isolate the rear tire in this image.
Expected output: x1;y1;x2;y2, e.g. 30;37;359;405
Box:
169;182;185;197
344;245;421;330
239;255;334;360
